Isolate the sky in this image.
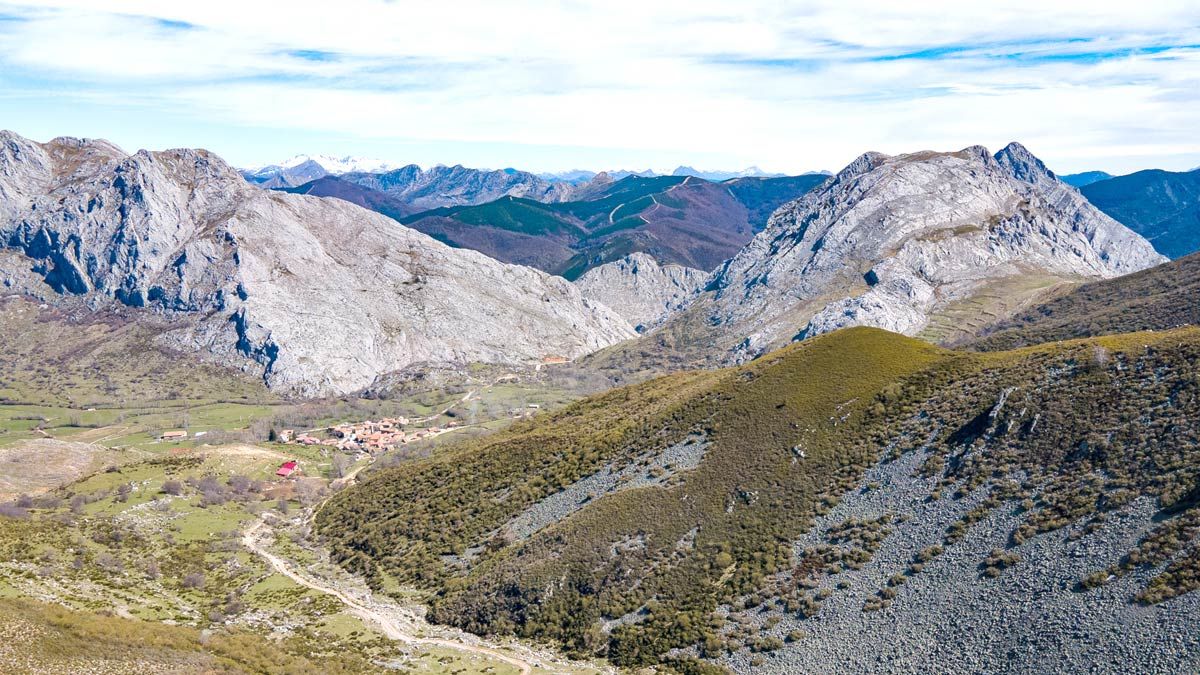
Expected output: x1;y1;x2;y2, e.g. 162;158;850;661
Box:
0;1;1198;175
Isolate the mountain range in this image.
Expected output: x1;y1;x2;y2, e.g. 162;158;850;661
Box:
1060;170;1114;187
3;127;1200;674
395;173;829;278
0;131;634;395
0;131;1172;398
1079;167;1200;259
245;155;809;196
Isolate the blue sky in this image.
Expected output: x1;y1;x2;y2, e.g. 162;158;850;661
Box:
1;1;1198;175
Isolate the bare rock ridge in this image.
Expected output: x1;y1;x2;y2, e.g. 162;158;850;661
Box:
340;164;576;210
573;252;708;331
245;157;577;206
0;130;636;395
682;142;1166;359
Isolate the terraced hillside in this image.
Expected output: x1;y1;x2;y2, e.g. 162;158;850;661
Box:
320;326;1200;672
972;252;1200;350
396;174;826;277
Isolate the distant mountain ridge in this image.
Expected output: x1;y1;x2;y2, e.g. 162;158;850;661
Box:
670;166;785;180
339;163;576;210
396;173;830;278
1061;170;1113;187
1080;168;1200;259
258;153;400;175
279;175;417;220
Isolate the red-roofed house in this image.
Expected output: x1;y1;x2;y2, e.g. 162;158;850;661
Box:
276;461;299;478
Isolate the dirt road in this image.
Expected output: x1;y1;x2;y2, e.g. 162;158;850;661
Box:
242;519;534;675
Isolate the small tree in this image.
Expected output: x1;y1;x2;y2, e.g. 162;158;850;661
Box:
331;453;352;479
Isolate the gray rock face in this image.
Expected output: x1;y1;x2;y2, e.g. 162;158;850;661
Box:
573;253;708;330
692;143;1166;358
341;164;576;210
0;130;636;396
722;446;1200;674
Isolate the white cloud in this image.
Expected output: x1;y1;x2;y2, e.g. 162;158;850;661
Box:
0;0;1198;173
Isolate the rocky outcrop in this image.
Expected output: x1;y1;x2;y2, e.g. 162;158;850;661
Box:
573;253;707;331
0;131;636;395
686;143;1166;358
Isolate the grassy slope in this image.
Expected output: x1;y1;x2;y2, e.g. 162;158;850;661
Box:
0;445;379;673
0;295;289;452
321;328;947;664
970;252;1200;351
0;597;373;674
321;326;1200;669
0;437;548;674
0;296;273;408
916;271;1072;344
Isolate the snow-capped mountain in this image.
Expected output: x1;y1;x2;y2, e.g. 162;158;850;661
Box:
269;154;399;175
670;165;786;181
241;154;401;189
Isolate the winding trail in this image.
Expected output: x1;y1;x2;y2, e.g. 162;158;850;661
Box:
241;376;595;674
242;518;533;675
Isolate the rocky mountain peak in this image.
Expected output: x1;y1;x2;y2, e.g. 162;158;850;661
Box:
840;151;891;180
671;142;1166;360
994;141;1058;188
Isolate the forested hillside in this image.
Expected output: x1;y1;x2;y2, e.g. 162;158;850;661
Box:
397;174;826;277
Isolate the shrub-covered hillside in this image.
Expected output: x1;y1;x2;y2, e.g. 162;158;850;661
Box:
319;327;1200;672
971;252;1200;351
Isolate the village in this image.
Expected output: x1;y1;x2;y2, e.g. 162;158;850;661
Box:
276;415;455;454
154;378;550;481
156;416;463;453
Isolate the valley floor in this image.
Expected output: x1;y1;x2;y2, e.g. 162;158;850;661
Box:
0;366;608;674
